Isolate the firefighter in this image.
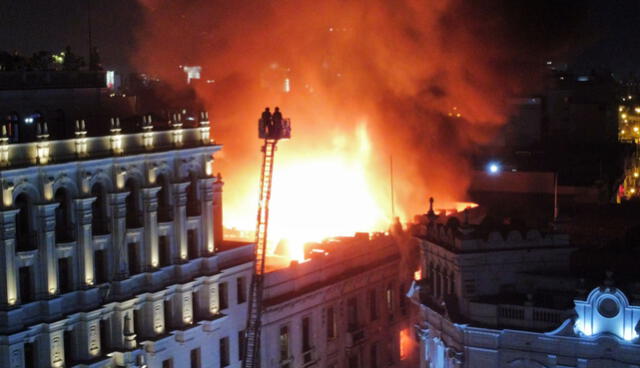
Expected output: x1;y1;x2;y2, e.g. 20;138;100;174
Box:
272;106;283;138
260;107;272;138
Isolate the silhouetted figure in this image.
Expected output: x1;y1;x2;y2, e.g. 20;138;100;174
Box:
261;107;272;138
272;106;282;137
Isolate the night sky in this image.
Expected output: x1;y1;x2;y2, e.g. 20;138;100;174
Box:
0;1;639;75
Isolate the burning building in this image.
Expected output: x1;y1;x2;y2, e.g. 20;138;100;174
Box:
259;233;417;367
409;200;640;367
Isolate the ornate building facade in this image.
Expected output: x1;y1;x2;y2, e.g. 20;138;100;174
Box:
259;234;417;368
0;115;253;368
409;201;640;368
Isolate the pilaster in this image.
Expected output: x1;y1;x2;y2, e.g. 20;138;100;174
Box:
0;209;19;308
74;197;97;288
142;187;161;270
199;177;216;255
109;192;130;280
36;203;60;299
172;182;190;262
213;175;224;251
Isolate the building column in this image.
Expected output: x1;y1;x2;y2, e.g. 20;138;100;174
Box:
175;285;194;327
204;277;220;317
74;197;96;288
109;192;130;280
45;327;66;368
142;187;161;270
36;203;60;298
74;311;102;361
199;177;216;255
0;209;19;309
172;182;190;262
212;175;224;252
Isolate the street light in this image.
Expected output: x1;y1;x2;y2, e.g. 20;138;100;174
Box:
487;162;501;175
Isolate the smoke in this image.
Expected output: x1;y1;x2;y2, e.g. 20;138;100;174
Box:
133;0;586;223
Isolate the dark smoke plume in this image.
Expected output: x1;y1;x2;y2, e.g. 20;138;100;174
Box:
133;0;587;222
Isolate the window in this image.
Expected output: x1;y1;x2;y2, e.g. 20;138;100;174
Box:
58;258;72;293
157;174;173;222
347;297;358;331
238;330;245;361
164;299;173;330
399;284;407;315
220;337;230;367
19;266;33;303
279;325;289;362
368;289;378;321
99;318;110;352
190;347;201;368
54;188;74;242
302;317;312;363
23;342;36;368
237;277;246;304
187;229;199;259
326;306;336;340
162;358;173;368
64;329;74;366
125;179;142;228
127;242;139;275
94;250;108;284
15;193;35;251
186;171;201;216
219;282;229;309
370;342;378;368
159;236;171;267
91;183;109;235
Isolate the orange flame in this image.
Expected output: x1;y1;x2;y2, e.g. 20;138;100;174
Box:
225;122;394;262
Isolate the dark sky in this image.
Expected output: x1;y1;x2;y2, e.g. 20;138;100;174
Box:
0;1;639;75
0;0;142;71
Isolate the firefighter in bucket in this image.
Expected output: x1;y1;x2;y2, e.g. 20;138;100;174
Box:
259;106;291;140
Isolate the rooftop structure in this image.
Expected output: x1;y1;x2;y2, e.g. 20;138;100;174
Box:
409;200;640;367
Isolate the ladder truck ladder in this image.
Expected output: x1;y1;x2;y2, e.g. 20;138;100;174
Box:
242;113;291;368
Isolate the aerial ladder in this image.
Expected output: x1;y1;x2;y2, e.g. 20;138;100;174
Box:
241;109;291;368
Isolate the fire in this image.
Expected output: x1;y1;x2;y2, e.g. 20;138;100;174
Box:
225;122;393;262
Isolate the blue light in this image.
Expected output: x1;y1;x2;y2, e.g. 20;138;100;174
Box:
487;162;500;175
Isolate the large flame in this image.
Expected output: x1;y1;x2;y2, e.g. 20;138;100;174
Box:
225;122;393;262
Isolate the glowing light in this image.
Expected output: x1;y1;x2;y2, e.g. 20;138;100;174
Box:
634;172;638;178
399;328;412;360
621;130;626;134
634;126;639;133
622;114;628;119
630;188;636;194
414;270;422;281
487;162;501;174
635;107;640;114
624;330;638;341
225;122;391;263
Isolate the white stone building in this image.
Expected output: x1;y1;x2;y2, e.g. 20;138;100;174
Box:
259;234;417;368
409;201;640;368
0;115;253;368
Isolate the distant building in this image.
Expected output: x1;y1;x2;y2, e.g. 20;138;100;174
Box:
409;200;640;368
260;234;418;368
0;111;253;368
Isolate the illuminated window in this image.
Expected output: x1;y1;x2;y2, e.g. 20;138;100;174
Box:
399;328;411;360
386;285;394;314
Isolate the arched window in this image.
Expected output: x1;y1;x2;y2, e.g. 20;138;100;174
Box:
125;178;142;228
186;171;200;217
54;188;74;242
157;174;173;222
15;193;35;251
91;183;109;235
